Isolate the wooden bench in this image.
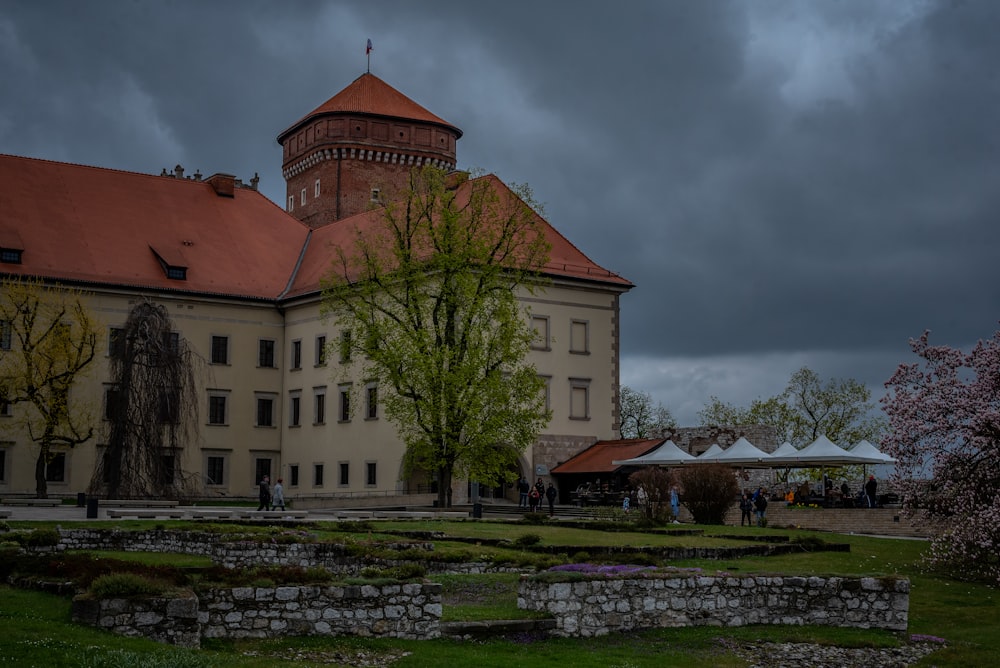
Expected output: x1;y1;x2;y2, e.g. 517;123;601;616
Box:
105;508;186;519
102;499;180;508
1;497;62;507
331;510;373;519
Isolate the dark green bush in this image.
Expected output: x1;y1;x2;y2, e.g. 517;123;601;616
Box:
512;533;542;547
521;512;548;525
25;528;61;547
359;563;426;580
678;463;739;524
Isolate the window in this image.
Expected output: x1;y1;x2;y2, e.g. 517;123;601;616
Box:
0;248;22;264
315;335;327;366
206;456;225;486
314;178;321;198
339;462;349;486
254;458;272;485
104;385;122;421
365;384;378;420
370;188;380;202
107;327;123;357
539;375;552;412
289;464;299;487
256;394;275;427
531;315;550;351
158;454;176;486
300;188;307;206
287;196;294;212
158;387;180;424
208;393;228;425
570;378;591;420
0;399;11;417
314;387;326;424
313;463;324;487
289;391;301;427
210;335;229;364
46;452;66;482
166;266;186;280
0;445;8;482
338;384;351;422
0;320;10;350
366;462;377;487
290;339;302;370
258;339;275;368
339;330;352;363
570;319;590;354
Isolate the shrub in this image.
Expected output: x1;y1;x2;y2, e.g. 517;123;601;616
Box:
88;573;171;598
521;512;548;525
25;528;61;547
678;463;739;524
512;533;542;548
360;563;426;580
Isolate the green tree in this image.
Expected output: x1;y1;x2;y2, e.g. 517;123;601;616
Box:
322;167;552;507
698;367;883;447
0;278;99;497
678;463;739;524
618;385;676;439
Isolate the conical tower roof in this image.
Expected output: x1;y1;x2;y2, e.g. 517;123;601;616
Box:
278;72;462;143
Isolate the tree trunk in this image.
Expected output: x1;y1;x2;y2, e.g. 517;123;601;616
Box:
436;465;452;508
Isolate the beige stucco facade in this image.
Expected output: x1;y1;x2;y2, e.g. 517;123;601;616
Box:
0;278;625;503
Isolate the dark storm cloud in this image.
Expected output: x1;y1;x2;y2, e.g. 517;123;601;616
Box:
1;0;997;424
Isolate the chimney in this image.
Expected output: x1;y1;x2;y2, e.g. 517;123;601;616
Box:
174;164;185;179
205;173;236;198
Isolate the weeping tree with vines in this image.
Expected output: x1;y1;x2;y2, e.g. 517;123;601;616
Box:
92;301;201;499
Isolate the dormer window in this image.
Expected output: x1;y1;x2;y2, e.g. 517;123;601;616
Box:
149;245;188;281
370;188;380;203
0;248;22;264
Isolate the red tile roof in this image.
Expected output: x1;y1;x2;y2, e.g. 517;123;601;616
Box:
0;155;308;300
551;439;664;475
277;73;462;143
0;155;629;301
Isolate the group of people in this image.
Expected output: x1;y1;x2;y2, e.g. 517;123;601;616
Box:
739;488;769;527
257;475;285;511
518;477;558;515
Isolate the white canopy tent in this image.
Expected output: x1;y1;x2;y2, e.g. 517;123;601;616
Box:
767;435;887;467
849;440;896;463
696;443;724;460
706;436;774;466
771;442;800;458
611;439;695;467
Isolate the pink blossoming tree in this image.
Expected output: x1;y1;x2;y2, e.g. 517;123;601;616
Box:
881;328;1000;584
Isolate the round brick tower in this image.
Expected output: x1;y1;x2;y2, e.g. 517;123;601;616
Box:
276;73;463;228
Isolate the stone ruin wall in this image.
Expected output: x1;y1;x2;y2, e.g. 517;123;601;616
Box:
519;573;909;637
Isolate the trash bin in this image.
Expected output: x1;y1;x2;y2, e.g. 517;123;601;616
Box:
86;497;99;519
432;499;439;508
76;492;86;508
472;503;482;519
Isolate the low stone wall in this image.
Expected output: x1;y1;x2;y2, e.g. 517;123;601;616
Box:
200;583;441;640
71;582;441;647
519;574;909;637
55;529;433;574
72;590;201;648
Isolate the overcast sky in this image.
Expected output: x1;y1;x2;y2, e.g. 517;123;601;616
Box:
2;0;998;428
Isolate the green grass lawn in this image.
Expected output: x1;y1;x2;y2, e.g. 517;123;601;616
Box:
1;519;996;667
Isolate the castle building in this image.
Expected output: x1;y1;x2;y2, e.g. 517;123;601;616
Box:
0;73;631;503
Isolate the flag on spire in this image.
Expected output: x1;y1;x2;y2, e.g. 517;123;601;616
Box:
366;38;373;55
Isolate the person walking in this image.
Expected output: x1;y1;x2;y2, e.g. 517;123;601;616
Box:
670;485;680;524
739;491;753;526
545;483;558;516
528;485;541;513
257;475;271;511
271;478;285;511
518;477;530;509
865;475;878;508
753;487;768;527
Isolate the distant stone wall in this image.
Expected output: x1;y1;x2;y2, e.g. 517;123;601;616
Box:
667;425;780;455
518;574;909;637
71;583;441;647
